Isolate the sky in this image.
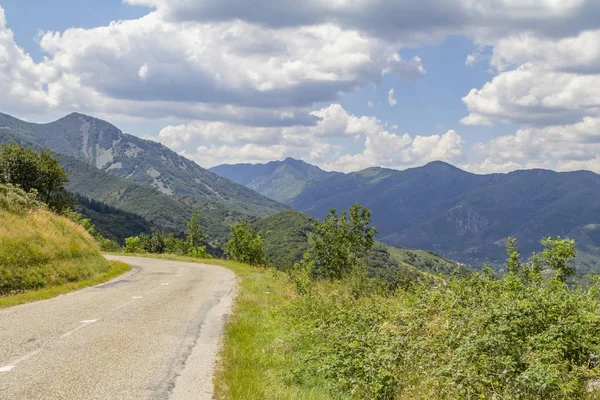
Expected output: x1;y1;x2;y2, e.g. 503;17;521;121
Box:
1;1;600;173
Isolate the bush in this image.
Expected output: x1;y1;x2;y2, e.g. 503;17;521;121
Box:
290;253;314;295
224;221;267;266
288;237;600;399
124;236;144;253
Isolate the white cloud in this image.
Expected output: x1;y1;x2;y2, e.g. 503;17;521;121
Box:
36;12;425;110
462;63;600;127
123;0;600;43
157;103;464;171
138;63;149;80
388;88;397;106
470;117;600;173
328;129;463;172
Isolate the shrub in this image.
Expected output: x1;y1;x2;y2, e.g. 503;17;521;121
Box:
124;236;144;253
290;253;314;295
312;204;377;280
224;221;267;266
288;237;600;399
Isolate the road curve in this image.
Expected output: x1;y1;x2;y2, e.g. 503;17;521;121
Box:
0;255;237;400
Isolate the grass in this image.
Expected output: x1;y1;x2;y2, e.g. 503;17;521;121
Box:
113;252;343;399
0;184;132;307
0;260;131;309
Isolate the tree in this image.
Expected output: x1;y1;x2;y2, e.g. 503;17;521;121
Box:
311;204;378;280
0;145;71;211
186;210;206;249
224;221;267;266
530;236;577;283
506;237;522;275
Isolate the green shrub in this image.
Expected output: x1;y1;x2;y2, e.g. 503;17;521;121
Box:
124;236;144;253
288;237;600;399
224;221;267;266
290;253;314;295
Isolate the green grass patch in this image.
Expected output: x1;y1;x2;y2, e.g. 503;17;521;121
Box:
0;260;130;308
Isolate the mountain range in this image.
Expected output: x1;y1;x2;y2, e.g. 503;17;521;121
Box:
2;110;599;274
0;112;288;248
0;112;285;217
210;158;600;272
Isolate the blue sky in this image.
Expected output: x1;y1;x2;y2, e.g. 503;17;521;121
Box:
1;1;599;173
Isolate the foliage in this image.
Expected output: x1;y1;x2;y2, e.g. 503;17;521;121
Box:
125;236;144;253
62;208;122;252
73;193;153;244
123;213;212;258
290;253;315;296
286;236;600;400
530;236;577;282
0;144;72;211
0;184;111;295
252;210;315;269
311;204;377;280
507;237;522;275
186;210;206;249
224;221;268;266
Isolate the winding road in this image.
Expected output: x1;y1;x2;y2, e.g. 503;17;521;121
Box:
0;255;237;400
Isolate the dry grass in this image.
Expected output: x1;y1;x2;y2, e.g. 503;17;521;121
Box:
0;184;130;305
0;261;131;308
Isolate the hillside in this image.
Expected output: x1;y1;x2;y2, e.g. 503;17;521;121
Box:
210;158;340;203
0;184;112;295
0;128;255;249
74;194;154;244
251;210;466;281
215;158;600;270
0;112;286;217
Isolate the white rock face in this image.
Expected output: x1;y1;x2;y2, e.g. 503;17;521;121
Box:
96;144;115;169
106;162;123;171
146;167;161;178
80;122;92;162
125;145;143;158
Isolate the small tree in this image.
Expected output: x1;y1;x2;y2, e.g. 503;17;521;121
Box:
125;236;144;253
186;210;208;257
506;237;522;275
224;221;267;266
0;145;71;211
311;204;377;280
530;236;577;283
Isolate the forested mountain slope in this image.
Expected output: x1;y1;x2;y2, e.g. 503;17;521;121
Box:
214;159;600;269
0;112;286;217
210;158;340;203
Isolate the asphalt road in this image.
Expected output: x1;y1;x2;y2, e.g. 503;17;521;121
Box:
0;255;237;400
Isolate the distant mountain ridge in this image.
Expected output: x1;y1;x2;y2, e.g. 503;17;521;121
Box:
209;158;340;203
0;112;286;217
211;158;600;271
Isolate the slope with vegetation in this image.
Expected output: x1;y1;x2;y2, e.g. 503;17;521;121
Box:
213;158;600;271
0;111;286;218
210;158;339;203
0;184;128;305
213;203;600;400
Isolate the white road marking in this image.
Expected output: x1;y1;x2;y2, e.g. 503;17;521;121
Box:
0;348;43;372
132;296;143;299
13;349;41;364
161;283;169;286
61;320;98;338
